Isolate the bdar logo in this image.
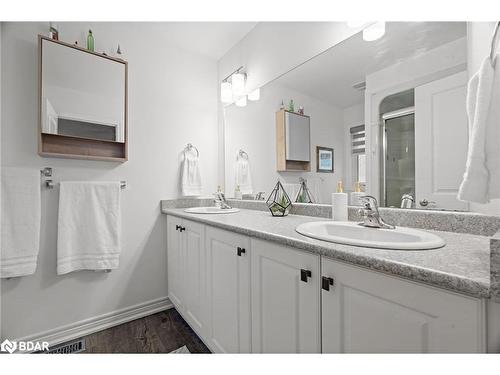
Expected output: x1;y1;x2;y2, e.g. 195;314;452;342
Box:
1;339;17;353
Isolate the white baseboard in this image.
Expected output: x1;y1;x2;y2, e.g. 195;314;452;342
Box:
16;296;173;348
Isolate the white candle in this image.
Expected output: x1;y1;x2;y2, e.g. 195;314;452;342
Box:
332;192;348;221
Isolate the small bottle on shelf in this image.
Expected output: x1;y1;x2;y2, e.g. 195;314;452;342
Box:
87;30;95;52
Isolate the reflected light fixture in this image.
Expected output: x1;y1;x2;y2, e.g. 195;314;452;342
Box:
235;96;247;107
232;72;246;96
248;88;260;101
221;81;233;103
363;22;385;41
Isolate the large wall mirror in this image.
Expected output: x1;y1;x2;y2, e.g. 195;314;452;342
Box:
39;36;128;161
224;22;470;211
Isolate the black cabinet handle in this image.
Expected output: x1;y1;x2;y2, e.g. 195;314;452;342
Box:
179;227;186;232
237;247;246;256
175;225;181;231
322;276;334;291
300;269;312;282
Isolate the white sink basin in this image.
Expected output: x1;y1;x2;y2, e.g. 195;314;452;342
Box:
295;221;445;250
184;207;240;214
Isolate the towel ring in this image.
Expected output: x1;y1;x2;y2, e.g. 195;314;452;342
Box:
237;149;249;160
185;143;199;157
490;21;500;66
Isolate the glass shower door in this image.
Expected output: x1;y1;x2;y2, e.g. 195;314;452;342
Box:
381;109;415;208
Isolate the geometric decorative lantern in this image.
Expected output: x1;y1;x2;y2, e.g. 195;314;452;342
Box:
295;178;315;204
266;180;292;217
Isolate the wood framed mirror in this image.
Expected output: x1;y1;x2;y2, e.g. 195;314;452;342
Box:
38;35;128;162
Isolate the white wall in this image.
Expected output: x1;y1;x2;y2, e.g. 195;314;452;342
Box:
217;22;360;188
0;22;219;340
467;22;500;215
224;83;344;204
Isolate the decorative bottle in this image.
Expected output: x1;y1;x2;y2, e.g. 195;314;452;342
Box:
87;30;95;52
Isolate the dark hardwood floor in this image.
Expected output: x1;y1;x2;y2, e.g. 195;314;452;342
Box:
81;308;210;353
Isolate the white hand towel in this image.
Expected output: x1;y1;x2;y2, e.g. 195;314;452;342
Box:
458;55;500;203
1;168;41;278
181;151;202;196
235;157;253;195
57;182;121;275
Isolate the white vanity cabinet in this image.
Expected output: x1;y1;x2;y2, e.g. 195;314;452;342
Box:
166;216;207;337
205;227;251;353
321;257;485;353
166;215;485;354
250;239;321;353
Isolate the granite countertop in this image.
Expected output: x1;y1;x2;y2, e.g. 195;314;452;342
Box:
162;207;491;298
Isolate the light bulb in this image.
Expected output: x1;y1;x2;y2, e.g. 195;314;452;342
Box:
231;72;245;96
363;22;385;41
248;88;260;101
221;81;232;103
235;96;247;107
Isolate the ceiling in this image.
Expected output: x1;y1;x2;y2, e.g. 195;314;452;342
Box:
147;22;257;60
274;22;467;109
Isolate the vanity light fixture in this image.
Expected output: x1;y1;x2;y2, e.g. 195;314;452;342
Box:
220;66;247;104
248;88;260;101
221;81;233;103
232;72;246;96
235;95;247;107
363;22;386;41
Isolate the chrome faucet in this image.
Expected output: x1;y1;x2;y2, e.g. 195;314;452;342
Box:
214;192;232;209
401;193;414;209
358;195;395;229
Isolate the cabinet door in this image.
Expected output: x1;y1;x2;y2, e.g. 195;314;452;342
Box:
321;257;485;353
182;219;207;337
251;239;320;353
166;215;184;312
205;227;251;353
285;111;310;162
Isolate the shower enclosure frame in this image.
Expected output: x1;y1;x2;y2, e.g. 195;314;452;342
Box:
380;106;415;207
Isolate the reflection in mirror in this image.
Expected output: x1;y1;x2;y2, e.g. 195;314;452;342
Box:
41;38;126;142
224;22;471;211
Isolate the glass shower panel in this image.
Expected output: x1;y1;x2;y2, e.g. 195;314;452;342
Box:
384;113;415;207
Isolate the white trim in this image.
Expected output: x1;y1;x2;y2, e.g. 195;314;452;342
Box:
15;297;173;348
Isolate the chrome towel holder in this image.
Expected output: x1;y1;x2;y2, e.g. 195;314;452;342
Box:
237;149;249;160
184;143;199;157
40;167;126;189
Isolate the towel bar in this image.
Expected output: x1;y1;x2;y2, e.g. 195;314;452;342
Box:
44;180;127;189
40;167;126;190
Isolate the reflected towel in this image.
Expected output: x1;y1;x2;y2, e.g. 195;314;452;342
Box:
181;151;202;196
458;55;500;203
1;168;41;278
57;182;121;275
235;158;253;195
